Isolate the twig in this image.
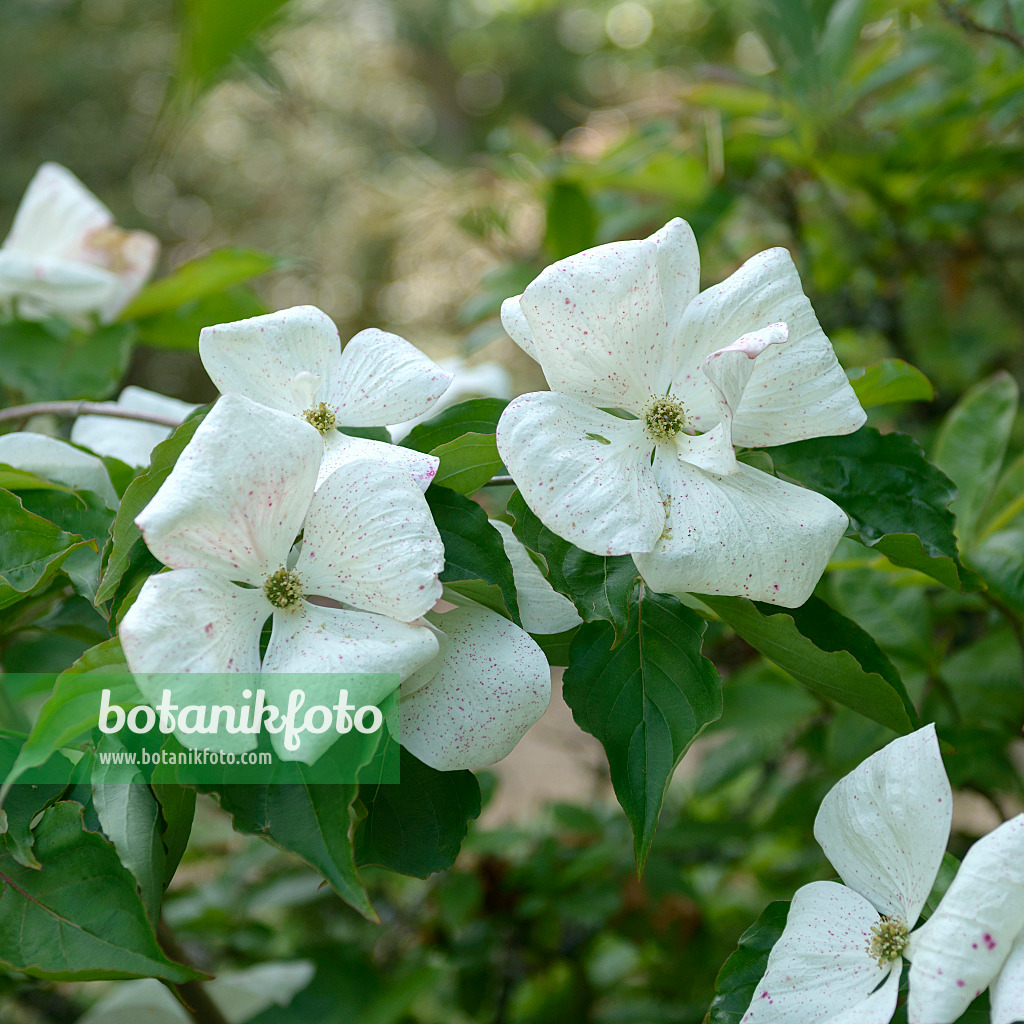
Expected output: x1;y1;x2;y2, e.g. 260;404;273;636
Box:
0;399;181;427
939;0;1024;52
157;920;230;1024
481;475;514;488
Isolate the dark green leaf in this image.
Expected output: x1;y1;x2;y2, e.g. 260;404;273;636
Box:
96;415;203;604
132;285;268;351
430;433;504;495
507;489;637;641
402;397;508;454
848;358;933;407
544;180;598;261
355;746;481;879
562;589;722;871
703;596;918;733
0;801;200;982
707;901;789;1024
426;485;520;624
771;428;975;591
152;783;196;888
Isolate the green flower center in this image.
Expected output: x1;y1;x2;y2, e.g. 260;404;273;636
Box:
263;566;304;610
302;402;336;434
643;395;688;442
867;916;909;967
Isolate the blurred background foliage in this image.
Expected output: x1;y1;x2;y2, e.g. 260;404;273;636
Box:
2;0;1024;1020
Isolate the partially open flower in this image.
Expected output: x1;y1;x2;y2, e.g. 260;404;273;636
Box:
0;163;158;323
119;394;445;762
199;305;453;491
497;219;866;607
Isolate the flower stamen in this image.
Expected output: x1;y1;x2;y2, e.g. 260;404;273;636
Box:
263;566;305;610
643;395;688;443
867;916;908;968
302;402;336;434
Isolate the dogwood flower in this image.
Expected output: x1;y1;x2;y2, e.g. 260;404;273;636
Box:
119;393;444;760
742;724;952;1023
396;604;552;771
496;218;866;607
71;385;196;467
907;813;1024;1024
198;305;453;490
0;163;158;323
0;432;118;507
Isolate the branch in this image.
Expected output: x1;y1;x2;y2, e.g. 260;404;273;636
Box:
481;475;514;488
939;0;1024;52
158;920;231;1024
0;399;182;427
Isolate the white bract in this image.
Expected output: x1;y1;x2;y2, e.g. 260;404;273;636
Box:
743;725;1024;1024
0;163;158;323
496;219;866;607
71;385;196;467
742;725;951;1024
396;604;552;771
198;305;453;491
119;393;445;761
0;431;118;507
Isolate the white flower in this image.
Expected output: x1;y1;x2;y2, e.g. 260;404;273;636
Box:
388;357;514;441
395;604;552;771
906;813;1024;1024
71;385;196;467
0;163;158;323
496;219;866;607
742;725;952;1024
119;393;445;762
198;305;453;491
0;431;118;507
488;519;582;634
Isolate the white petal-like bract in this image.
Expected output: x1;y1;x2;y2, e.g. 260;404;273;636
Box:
0;431;118;507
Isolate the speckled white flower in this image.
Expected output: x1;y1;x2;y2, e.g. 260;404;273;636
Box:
395;604;552;771
0;163;158;323
71;385;196;467
743;725;951;1024
199;305;453;491
119;393;444;761
496;218;866;607
0;431;118;507
906;813;1024;1024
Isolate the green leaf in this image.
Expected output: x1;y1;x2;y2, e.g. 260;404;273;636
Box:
707;901;789;1024
0;801;200;982
0;465;75;494
0;736;73;870
429;433;504;495
355;746;481;878
562;589;722;872
203;779;376;921
426;485;521;624
132;286;268;351
771;428;974;591
96;415;203;604
933;372;1020;546
402;397;508;454
847;358;933;407
507;489;637;641
544;180;598;261
120;248;283;321
0;320;134;403
152;783;196;887
0;489;93;611
2;639;140;798
703;596;918;733
92;735;166;924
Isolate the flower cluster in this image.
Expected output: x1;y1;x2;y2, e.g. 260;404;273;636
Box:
743;725;1024;1024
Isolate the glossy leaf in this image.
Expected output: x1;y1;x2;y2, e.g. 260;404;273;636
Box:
426;485;521;624
771;427;974;591
0;801;200;982
848;358;933;407
355;746;481;879
429;433;504;495
703;595;918;733
507;489;637;641
707;901;790;1024
402;397;507;453
562;589;722;872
